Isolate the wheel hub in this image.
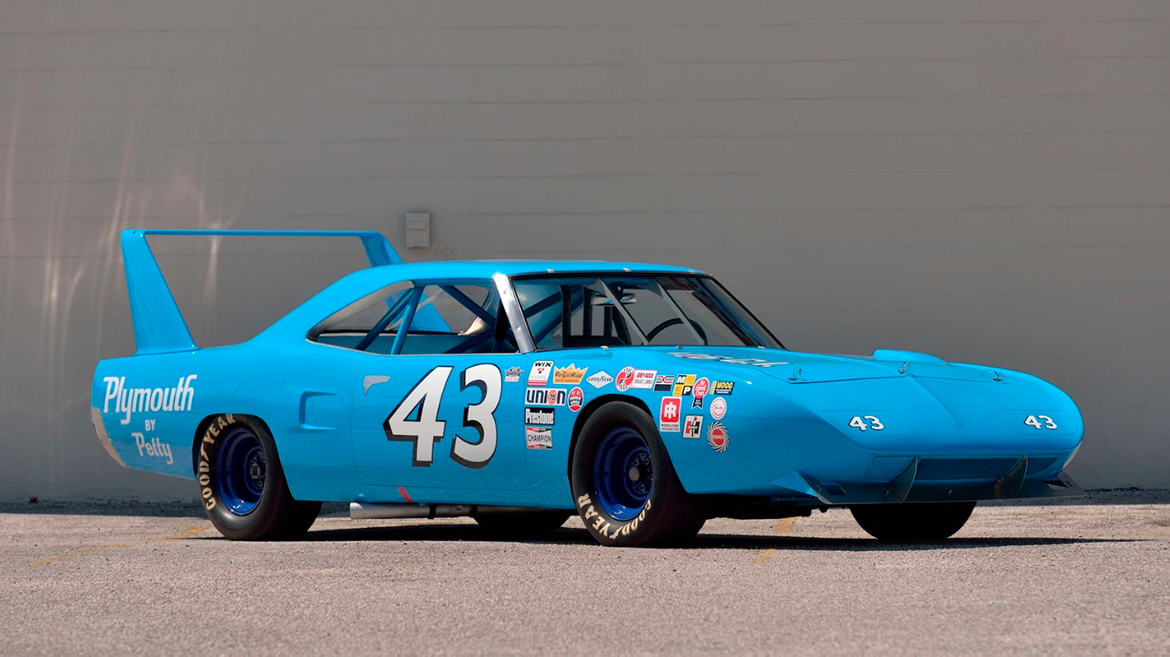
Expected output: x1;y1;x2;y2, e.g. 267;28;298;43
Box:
593;427;654;520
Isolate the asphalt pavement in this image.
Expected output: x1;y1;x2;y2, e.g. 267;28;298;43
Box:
2;491;1168;655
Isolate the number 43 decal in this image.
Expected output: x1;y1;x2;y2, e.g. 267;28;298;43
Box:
848;415;884;431
1024;414;1058;430
384;364;501;469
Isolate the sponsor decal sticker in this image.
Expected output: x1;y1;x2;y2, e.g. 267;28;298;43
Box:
134;432;174;464
672;374;697;397
586;371;614;389
710;396;728;420
631;369;657;389
524;407;556;425
505;367;523;383
670;352;789;368
659;397;682;433
653;375;674;392
553;364;589;385
568;387;584;412
707;421;729;452
691;377;709;408
528;361;554;386
712;380;735;395
683;415;703;439
102;375;197;426
615;366;637;392
526;426;553;450
525;388;566;406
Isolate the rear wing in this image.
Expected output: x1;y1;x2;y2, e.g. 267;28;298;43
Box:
120;229;417;355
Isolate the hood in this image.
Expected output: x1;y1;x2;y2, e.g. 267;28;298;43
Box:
662;346;1002;384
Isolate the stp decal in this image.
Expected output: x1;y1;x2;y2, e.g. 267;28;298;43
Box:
659;397;682;433
707;422;729;452
615;366;636;392
528;361;554;386
709;396;727;420
683;415;703;440
568;387;584;412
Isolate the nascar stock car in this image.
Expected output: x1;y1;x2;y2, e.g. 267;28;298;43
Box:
92;229;1084;546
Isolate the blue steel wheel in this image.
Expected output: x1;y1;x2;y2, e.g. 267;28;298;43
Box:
215;426;266;515
197;414;321;541
570;401;709;547
592;427;653;520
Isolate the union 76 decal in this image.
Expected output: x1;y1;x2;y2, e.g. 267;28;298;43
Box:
384;364;502;469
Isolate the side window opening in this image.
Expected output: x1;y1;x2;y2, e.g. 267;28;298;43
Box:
310;282;518;355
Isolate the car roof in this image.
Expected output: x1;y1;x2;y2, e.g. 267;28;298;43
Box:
258;259;707;342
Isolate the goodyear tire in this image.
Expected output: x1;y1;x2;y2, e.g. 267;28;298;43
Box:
472;510;572;537
195;414;321;541
851;501;977;541
570;402;708;547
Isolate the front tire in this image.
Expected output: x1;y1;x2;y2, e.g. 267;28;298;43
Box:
195;414;321;540
570;402;707;547
851;501;976;541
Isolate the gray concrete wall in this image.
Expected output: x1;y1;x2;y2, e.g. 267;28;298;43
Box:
1;1;1167;500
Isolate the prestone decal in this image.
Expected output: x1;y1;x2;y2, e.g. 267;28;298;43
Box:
524;407;556;425
102;375;197;425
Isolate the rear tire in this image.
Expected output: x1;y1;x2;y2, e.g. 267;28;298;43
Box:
195;414;321;540
473;510;571;538
851;501;976;541
570;402;708;547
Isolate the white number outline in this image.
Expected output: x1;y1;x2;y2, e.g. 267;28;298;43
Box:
383;365;503;468
848;415;885;431
451;364;501;469
1024;414;1058;430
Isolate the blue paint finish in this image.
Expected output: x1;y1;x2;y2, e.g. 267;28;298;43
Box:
92;229;1084;512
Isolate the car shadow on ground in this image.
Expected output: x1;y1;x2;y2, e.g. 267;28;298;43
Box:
286;522;1137;552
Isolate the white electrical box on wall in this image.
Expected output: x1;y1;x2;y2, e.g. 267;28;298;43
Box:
404;212;431;248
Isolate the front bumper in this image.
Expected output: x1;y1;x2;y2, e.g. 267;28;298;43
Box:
790;455;1083;505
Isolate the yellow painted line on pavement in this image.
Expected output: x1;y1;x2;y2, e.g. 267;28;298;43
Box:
23;525;208;568
753;516;798;564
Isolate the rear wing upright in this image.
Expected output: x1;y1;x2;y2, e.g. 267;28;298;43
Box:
120;229;407;355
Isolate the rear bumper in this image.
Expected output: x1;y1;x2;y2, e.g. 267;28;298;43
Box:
779;455;1083;505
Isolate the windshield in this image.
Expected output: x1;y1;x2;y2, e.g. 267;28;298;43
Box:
511;275;782;350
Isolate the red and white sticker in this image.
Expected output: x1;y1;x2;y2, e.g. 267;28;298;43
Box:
709;396;727;420
707;422;729;452
615;366;636;392
526;426;553;450
528;361;554;386
568;387;584;412
691;377;710;408
683;414;703;439
659;397;682;433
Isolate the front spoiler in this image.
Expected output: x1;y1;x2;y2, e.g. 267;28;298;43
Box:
798;456;1083;505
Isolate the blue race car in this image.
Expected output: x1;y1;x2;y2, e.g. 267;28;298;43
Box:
92;229;1084;545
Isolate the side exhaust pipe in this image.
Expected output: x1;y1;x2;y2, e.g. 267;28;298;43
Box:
349;502;540;520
